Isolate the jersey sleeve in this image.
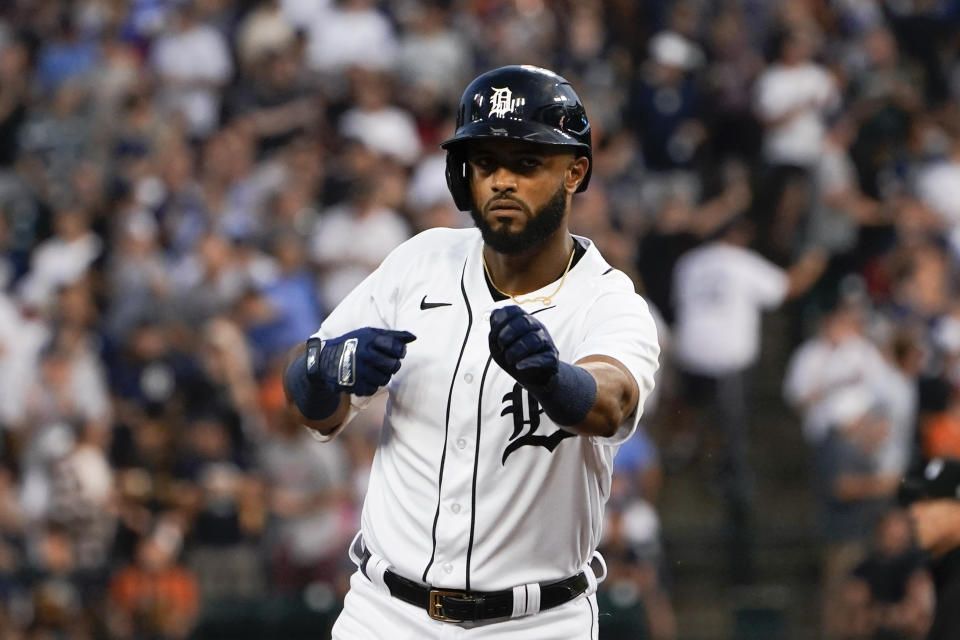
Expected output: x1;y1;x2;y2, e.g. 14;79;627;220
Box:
306;238;411;434
572;285;661;445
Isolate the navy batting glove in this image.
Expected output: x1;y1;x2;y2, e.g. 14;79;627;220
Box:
311;328;417;396
285;328;416;420
488;306;596;427
488;306;559;387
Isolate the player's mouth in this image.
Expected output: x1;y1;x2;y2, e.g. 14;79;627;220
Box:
486;198;526;221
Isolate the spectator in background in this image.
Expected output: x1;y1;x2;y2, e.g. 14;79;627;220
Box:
753;26;839;261
784;301;890;446
916;127;960;237
107;524;200;640
814;387;901;638
198;124;283;245
16;325;112;525
304;0;397;76
338;68;423;167
34;12;99;96
601;470;677;640
174;411;264;605
20;524;90;639
170;233;249;327
257;375;353;594
806;116;885;276
874;327;924;476
105;209;171;340
229;9;320;159
624;29;705;213
636;160;752;324
236;230;323;371
0;35;31;170
17;206;101;313
396;0;471;105
46;421;115;581
834;507;933;640
150;0;233;139
845;26;922;201
704;6;764;164
671;215;826;583
17;81;95;208
310;176;410;310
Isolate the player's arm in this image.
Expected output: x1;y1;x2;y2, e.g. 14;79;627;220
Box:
488;306;640;438
283;341;351;435
570;356;640;437
283;328;416;437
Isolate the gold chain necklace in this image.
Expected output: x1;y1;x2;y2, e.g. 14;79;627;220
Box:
481;245;576;306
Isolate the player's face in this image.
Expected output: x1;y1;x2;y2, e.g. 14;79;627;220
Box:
466;139;587;254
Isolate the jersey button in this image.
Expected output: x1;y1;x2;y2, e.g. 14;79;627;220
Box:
451;503;461;514
456;438;467;450
443;563;453;574
464;373;473;383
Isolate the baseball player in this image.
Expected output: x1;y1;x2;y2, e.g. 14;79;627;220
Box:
283;65;660;638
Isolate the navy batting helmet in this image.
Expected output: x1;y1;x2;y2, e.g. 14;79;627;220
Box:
440;65;592;212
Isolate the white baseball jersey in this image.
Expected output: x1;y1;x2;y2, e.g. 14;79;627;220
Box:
311;227;659;592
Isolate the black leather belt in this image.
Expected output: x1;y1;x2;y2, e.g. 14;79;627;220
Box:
360;549;589;622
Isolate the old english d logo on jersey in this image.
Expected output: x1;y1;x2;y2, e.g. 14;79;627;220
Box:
489;87;525;118
500;383;574;464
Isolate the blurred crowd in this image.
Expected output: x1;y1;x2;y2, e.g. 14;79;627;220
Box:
0;0;956;638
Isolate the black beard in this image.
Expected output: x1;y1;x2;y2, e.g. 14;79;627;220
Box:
469;185;568;255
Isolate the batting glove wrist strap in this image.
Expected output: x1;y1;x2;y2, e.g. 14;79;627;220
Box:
284;350;341;420
489;305;596;426
529;361;597;426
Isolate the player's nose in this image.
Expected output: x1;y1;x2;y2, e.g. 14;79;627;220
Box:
490;166;518;193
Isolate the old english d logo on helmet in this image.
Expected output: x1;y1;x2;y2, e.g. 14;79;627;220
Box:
441;65;593;211
487;87;525;118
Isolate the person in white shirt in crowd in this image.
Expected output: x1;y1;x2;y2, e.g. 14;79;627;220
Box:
783;300;893;447
17;206;101;313
672;215;825;583
150;0;233;139
310;176;410;310
916;127;960;237
873;327;924;476
753;26;839;261
396;1;472;105
754;27;839;170
304;0;398;76
338;68;423;167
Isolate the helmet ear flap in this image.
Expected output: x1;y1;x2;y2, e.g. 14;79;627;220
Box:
445;150;473;212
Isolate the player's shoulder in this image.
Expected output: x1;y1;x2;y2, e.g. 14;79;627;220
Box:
385;227;478;267
576;236;637;294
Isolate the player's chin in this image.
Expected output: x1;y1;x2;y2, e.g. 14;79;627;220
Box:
487;210;529;233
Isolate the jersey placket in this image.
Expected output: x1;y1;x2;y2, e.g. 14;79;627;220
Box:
426;305;494;588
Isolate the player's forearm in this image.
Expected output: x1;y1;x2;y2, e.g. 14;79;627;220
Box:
286;394;350;436
281;343;350;435
563;359;639;437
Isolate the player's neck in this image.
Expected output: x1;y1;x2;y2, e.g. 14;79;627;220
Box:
482;231;575;297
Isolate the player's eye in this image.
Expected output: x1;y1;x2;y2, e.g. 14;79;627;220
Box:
517;157;542;170
471;156;496;172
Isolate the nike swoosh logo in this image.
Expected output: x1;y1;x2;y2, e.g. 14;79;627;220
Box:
420;295;452;310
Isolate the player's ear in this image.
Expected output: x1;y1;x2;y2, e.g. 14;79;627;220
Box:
564;156;590;194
